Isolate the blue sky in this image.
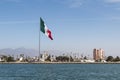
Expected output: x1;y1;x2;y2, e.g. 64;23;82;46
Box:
0;0;120;56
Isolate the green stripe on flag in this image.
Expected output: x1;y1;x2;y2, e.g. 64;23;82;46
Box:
40;18;45;33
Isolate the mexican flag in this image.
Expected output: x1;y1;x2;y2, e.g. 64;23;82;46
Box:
40;18;53;40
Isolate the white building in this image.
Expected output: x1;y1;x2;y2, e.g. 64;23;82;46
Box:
40;53;49;62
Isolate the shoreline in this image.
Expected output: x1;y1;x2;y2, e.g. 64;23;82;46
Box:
0;62;120;64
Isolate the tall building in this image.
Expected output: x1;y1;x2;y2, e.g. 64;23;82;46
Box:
93;48;104;61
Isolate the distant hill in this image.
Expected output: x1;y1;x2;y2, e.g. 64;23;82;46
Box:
0;48;67;58
0;47;39;57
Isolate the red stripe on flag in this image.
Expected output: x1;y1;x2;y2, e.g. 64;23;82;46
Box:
47;29;53;40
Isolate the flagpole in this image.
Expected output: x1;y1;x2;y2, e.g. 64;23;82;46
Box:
39;17;41;61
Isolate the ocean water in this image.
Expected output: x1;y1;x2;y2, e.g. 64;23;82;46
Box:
0;64;120;80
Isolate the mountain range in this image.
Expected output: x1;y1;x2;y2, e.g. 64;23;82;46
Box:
0;47;67;58
0;47;39;57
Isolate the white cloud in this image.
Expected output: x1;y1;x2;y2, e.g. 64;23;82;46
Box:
111;16;120;20
1;0;22;3
103;0;120;11
104;0;120;3
0;21;38;25
68;0;82;8
116;7;120;10
57;0;82;8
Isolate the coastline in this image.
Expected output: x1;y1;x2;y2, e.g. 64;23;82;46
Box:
0;62;120;64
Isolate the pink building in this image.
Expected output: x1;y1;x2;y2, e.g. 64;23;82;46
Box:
93;48;104;61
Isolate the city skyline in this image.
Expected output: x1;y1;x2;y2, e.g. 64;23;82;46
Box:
0;0;120;56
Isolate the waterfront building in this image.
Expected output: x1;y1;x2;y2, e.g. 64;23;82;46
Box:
19;57;24;62
40;52;49;62
0;55;6;62
93;48;105;61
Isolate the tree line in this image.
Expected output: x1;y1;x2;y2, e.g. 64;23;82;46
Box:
106;56;120;62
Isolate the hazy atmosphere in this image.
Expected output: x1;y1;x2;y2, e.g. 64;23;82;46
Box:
0;0;120;56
